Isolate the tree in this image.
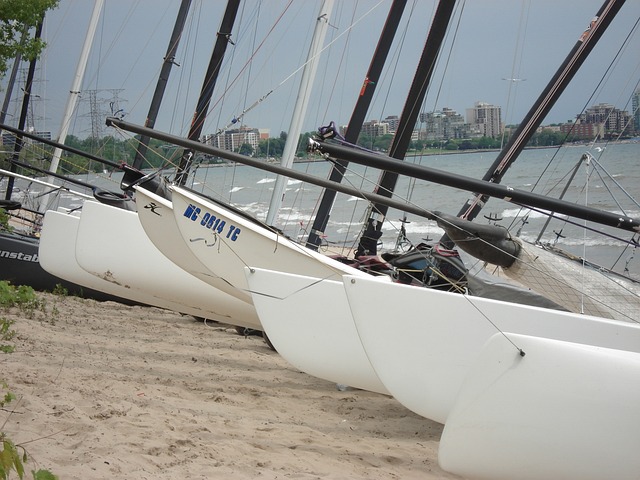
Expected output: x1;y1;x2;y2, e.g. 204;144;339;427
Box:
0;0;59;76
238;143;254;156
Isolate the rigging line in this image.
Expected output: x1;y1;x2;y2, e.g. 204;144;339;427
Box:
170;0;203;136
589;160;629;215
8;136;120;189
580;156;590;314
369;0;417;144
611;233;640;272
207;0;294;123
592;15;640;112
523;203;639;248
427;0;464;118
238;0;259;131
398;2;467;209
83;0;141;91
111;126;235;202
317;0;353;124
117;2;175;110
533;16;640;192
450;1;626;226
492;2;622;180
275;0;387;91
214;0;387;131
500;0;530;149
462;295;526;356
246;270;343;301
361;0;416;140
606;76;640;147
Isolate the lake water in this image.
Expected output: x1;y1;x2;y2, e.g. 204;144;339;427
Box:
188;141;640;279
6;141;639;279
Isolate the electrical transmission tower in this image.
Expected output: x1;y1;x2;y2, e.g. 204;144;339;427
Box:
83;88;125;139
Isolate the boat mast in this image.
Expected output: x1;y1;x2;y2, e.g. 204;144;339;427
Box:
306;0;407;250
0;31;27;128
132;0;192;169
440;0;626;247
4;18;44;201
265;0;334;226
355;0;456;257
174;0;240;186
45;0;104;186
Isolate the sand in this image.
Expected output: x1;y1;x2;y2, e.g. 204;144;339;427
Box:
1;292;461;479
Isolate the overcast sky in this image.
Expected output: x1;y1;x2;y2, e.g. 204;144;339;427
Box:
3;0;639;140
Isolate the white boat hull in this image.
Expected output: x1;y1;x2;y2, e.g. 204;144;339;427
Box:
39;208;173;306
133;186;261;328
169;186;383;389
439;332;640;480
74;200;258;324
343;275;640;424
245;267;389;394
170;185;366;304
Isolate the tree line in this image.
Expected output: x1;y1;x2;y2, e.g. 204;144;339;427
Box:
0;126;583;178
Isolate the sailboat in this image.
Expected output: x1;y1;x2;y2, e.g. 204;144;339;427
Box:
245;2;640;478
61;1;640;478
126;0;456;388
124;0;336;320
109;105;640;478
338;269;640;479
55;0;245;318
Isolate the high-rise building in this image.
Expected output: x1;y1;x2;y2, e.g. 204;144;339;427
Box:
632;88;640;133
466;101;503;138
420;107;468;140
361;120;390;137
576;103;633;136
204;127;261;153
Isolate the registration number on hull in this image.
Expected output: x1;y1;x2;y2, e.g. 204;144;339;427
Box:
183;203;241;241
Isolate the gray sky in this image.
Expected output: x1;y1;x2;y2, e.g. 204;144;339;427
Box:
4;0;640;140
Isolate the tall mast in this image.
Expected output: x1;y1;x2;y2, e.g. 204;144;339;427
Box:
355;0;456;257
174;0;240;186
4;18;44;201
132;0;192;169
306;0;407;250
440;0;626;247
0;31;27;128
265;0;334;226
45;0;104;188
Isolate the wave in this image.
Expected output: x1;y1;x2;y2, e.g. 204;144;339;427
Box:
381;220;441;235
257;178;275;184
500;207;565;220
519;234;630;248
229;186;244;193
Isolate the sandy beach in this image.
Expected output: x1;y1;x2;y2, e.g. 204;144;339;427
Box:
1;292;460;479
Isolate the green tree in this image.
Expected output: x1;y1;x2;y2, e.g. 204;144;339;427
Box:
373;133;393;152
257;136;285;158
238;143;254;156
0;0;59;76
